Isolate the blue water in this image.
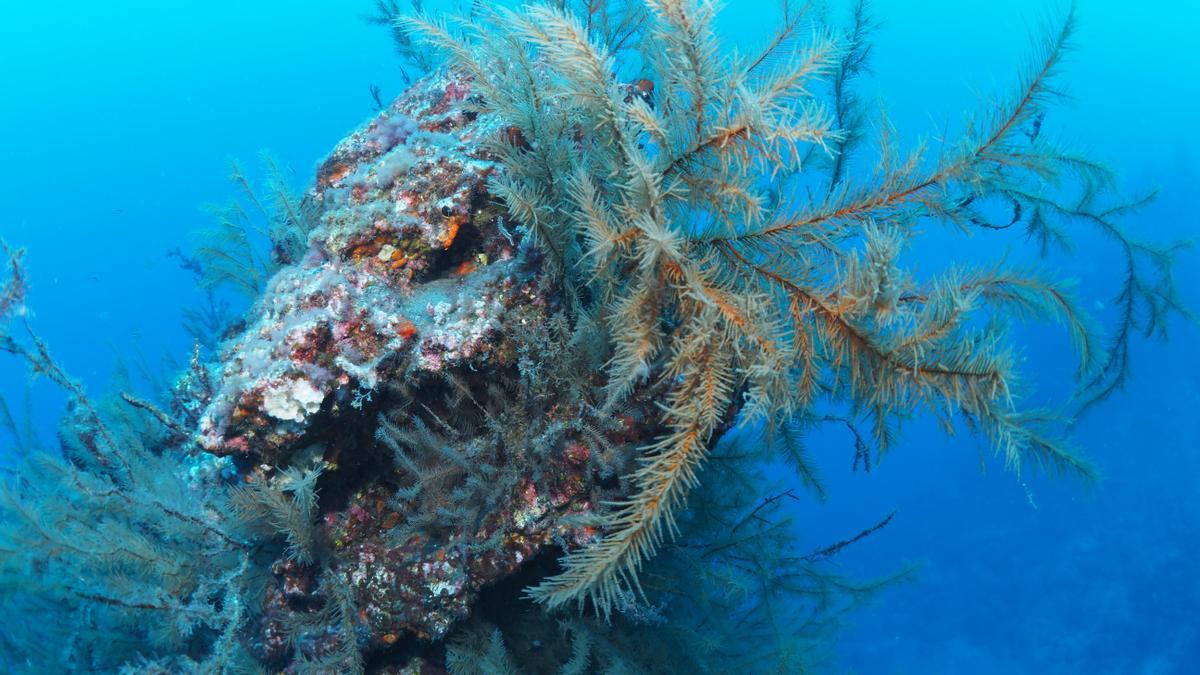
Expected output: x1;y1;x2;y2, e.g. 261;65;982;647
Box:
1;1;1197;672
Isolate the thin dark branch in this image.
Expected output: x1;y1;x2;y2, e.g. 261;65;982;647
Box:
730;489;801;536
802;510;896;562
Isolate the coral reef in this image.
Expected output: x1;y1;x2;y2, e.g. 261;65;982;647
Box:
0;1;1186;673
194;70;649;659
197;69;510;462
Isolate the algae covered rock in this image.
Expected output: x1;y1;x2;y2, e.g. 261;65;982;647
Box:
193;72;645;658
197;71;512;463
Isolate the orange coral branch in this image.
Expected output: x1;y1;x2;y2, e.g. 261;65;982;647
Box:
715;241;1003;383
718;9;1075;247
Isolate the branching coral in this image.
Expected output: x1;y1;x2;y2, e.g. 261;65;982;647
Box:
0;242;25;323
405;0;1185;615
230;457;326;564
195;156;317;300
367;0;439;85
0;382;254;666
0;248;264;671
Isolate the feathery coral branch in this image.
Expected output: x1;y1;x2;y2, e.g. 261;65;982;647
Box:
408;0;1164;614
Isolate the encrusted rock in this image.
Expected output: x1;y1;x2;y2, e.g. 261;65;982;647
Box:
197;71;519;464
195;73;648;657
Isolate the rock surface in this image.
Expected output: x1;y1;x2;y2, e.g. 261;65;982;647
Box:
190;73;647;664
197;71;514;464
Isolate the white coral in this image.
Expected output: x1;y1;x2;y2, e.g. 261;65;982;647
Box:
262;378;325;422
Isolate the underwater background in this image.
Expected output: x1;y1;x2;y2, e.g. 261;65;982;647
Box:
1;0;1196;672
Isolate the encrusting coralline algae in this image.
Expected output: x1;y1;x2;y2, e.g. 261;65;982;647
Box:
196;71;639;655
198;71;506;462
